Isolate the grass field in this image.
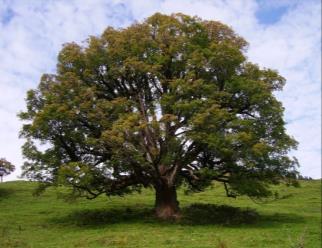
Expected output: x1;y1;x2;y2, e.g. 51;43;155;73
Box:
0;180;320;248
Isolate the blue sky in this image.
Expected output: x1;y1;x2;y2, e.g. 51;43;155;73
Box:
256;4;288;24
1;6;14;24
0;0;321;180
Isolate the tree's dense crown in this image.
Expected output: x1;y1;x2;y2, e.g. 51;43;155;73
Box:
20;13;298;206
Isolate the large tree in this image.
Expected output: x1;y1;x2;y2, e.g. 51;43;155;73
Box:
20;13;298;219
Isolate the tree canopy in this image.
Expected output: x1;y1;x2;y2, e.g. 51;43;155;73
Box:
0;158;15;182
20;13;299;219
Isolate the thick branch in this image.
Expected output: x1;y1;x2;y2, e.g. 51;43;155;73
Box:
224;182;237;198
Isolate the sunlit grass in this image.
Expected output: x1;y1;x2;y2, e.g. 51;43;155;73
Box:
0;180;320;247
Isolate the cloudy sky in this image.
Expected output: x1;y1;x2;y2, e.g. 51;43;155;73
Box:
0;0;320;181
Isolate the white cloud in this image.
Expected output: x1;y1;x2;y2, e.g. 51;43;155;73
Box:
250;1;321;179
0;0;320;181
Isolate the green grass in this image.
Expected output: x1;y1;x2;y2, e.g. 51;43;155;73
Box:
0;180;320;247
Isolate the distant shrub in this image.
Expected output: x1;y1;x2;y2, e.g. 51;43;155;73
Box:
0;158;15;182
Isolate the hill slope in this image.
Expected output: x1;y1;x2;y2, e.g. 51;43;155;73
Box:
0;180;320;247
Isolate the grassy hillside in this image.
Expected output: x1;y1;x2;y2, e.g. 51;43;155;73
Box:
0;180;320;248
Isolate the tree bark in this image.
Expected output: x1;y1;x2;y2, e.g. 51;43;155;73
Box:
154;183;180;219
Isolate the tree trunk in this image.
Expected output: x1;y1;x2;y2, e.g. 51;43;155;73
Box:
154;183;180;220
